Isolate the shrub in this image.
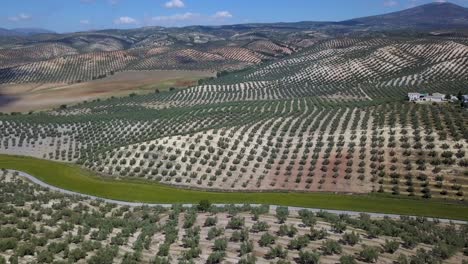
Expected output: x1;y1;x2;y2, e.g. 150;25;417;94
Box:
151;256;171;264
213;238;227;251
157;243;170;256
207;227;224;240
227;217;245;230
230;228;249;242
288;235;310;250
183;211;197;228
182;246;201;260
297;250;320;264
432;242;456;260
265;245;288;259
207;251;225;264
240;240;254;255
340;255;357;264
251;221;270;233
7;255;17;264
410;248;439;264
401;234;417;249
332;221;346;233
238;254;256;264
298;210;316;226
204;216;218;227
275;206;289;223
277;224;297;237
68;247;87;262
86;245;117;264
258;233;276;247
342;231;360;246
321;239;342;255
309;228;328;240
0;238;17;251
16;242;35;257
197;200;211;212
359;246;379;263
382;239;399;254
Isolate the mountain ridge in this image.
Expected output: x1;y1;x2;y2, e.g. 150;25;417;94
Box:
1;2;467;36
0;27;55;37
342;2;468;28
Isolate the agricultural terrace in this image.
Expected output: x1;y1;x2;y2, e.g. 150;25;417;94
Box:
0;171;467;263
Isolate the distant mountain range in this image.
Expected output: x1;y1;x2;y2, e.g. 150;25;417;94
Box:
342;2;468;28
0;2;467;38
0;28;55;37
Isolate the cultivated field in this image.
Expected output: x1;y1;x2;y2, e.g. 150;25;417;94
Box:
0;171;467;264
0;37;467;205
2;3;468;263
0;70;214;112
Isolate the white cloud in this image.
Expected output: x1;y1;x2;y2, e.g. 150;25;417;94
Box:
384;0;399;7
165;0;185;8
147;11;235;26
8;13;31;22
80;19;90;25
108;0;119;5
114;16;138;25
150;12;199;22
213;11;233;19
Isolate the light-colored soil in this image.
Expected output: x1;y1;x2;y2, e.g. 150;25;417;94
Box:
0;70;215;112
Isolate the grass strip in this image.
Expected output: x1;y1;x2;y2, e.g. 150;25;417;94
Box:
1;154;467;220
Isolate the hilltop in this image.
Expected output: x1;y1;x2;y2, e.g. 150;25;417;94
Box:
343;2;468;29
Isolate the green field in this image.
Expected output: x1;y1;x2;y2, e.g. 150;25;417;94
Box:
1;154;467;220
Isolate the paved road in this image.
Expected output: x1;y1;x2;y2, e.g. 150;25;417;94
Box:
9;170;467;224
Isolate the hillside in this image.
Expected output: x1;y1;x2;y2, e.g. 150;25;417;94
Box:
0;35;466;201
0;31;293;85
0;2;467;87
343;2;468;28
0;27;54;37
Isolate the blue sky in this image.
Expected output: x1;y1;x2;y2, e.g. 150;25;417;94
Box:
2;0;468;32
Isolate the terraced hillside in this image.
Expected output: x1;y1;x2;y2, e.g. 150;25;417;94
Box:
199;37;468;102
107;37;467;109
0;171;467;264
0;36;467;202
0;27;295;85
2;1;467;87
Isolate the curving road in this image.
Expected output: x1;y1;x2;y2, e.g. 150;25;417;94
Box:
9;170;467;224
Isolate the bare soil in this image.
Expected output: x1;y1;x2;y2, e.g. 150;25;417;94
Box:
0;70;215;112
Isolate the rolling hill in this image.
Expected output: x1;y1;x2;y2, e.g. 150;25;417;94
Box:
343;2;468;29
0;2;467;86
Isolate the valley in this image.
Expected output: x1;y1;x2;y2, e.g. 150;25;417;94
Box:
0;1;468;263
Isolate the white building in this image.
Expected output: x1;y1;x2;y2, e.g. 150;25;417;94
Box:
408;92;447;103
428;93;446;102
408;93;425;102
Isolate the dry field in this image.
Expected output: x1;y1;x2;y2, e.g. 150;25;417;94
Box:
0;70;214;112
